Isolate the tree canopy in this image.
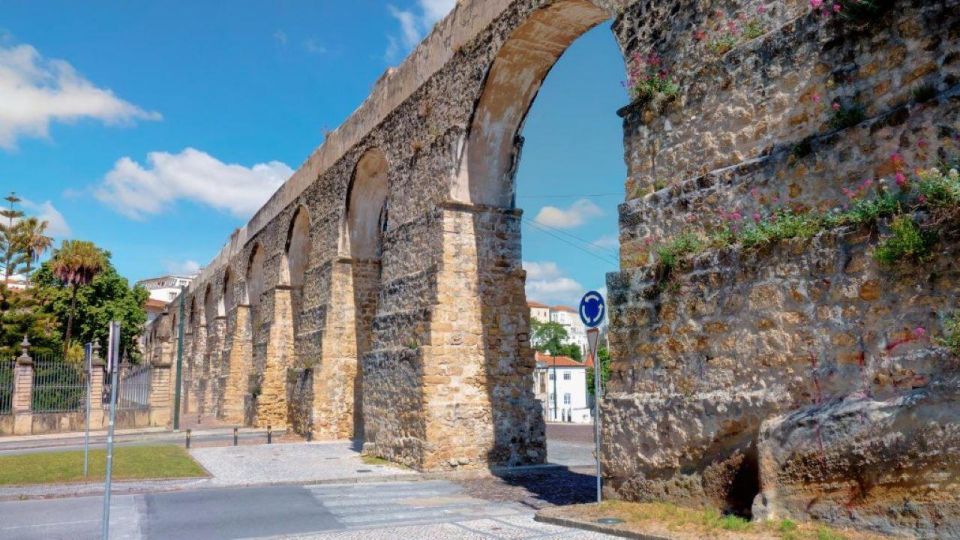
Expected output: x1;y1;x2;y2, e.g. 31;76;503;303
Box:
530;319;582;360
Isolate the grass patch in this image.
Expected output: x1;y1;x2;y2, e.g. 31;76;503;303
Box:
0;445;207;486
540;500;888;539
361;454;409;470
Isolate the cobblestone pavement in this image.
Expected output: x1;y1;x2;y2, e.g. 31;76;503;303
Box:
190;440;417;486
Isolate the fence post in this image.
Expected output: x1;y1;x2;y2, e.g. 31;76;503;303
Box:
12;336;33;435
88;342;106;429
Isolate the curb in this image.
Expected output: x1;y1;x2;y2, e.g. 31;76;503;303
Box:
534;513;672;540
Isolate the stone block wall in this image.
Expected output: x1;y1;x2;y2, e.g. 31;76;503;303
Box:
604;0;960;535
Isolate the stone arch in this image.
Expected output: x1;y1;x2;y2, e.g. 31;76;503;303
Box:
246;243;265;308
453;0;612;207
203;283;216;327
343;148;389;260
222;269;235;316
281;206;311;289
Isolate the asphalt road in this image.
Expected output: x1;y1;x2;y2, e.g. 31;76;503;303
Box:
0;480;612;539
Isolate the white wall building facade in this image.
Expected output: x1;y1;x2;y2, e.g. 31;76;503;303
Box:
533;352;593;424
136;275;195;304
528;301;589;355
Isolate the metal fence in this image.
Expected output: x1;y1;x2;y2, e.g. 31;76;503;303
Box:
32;357;88;413
116;364;151;410
0;358;13;415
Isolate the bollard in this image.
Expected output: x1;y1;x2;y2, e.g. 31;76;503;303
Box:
197;413;202;425
306;430;312;442
234;427;238;446
267;425;272;444
186;429;191;449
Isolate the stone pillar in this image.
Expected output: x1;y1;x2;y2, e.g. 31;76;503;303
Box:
314;258;360;440
12;337;33;435
256;286;294;429
420;204;544;470
149;339;173;427
209;316;227;418
193;323;207;417
88;342;106;429
223;305;252;424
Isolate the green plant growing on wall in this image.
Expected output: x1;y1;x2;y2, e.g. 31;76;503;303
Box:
626;53;680;104
941;313;960;356
656;233;702;276
709;35;738;55
742;19;765;40
828;101;866;130
873;215;935;265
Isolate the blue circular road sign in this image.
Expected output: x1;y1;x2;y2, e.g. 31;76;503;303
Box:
579;291;606;328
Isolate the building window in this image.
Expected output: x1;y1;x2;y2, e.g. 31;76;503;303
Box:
563;393;571;405
549;393;555;403
548;372;555;380
563;372;571;381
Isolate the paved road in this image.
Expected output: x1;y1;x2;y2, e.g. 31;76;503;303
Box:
0;480;612;539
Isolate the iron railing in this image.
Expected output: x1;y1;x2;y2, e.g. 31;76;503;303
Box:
0;358;13;415
32;357;87;413
116;364;151;411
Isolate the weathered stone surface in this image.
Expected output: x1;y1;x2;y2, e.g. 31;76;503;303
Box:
755;376;960;539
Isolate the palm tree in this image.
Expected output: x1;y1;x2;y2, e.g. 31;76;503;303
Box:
17;217;53;279
50;240;106;355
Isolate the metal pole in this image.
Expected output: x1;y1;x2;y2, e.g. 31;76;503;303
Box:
173;287;186;431
588;328;601;504
84;342;92;479
102;321;121;540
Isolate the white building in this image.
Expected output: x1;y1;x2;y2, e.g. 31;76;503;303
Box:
528;301;589;355
528;301;551;324
135;275;196;324
549;305;589;353
533;351;593;423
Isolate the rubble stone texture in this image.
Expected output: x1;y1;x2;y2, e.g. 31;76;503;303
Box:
142;0;960;536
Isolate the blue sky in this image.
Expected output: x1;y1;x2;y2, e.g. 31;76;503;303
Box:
0;0;626;307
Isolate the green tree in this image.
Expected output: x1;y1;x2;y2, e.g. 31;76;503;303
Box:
0;285;60;357
531;320;568;356
35;250;147;361
586;346;611;397
47;240;108;354
17;217;53;279
0;192;25;282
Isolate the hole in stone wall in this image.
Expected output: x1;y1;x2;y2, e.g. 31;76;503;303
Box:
726;444;761;518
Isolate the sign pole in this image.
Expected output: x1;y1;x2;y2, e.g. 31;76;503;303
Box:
83;342;92;478
588;328;601;503
101;321;121;540
578;291;606;505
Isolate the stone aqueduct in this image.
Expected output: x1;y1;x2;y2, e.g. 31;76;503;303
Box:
145;0;960;534
146;0;622;471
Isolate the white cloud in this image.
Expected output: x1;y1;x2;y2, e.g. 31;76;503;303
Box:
0;42;161;150
385;0;456;60
273;30;288;46
95;148;294;220
534;199;604;229
165;259;202;276
20;199;71;238
523;261;586;307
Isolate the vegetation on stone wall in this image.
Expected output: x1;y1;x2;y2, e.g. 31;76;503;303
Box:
942;313;960;356
650;161;960;280
624;53;679;106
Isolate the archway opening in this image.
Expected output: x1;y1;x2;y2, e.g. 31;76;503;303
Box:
455;0;624;470
346;148;389;442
